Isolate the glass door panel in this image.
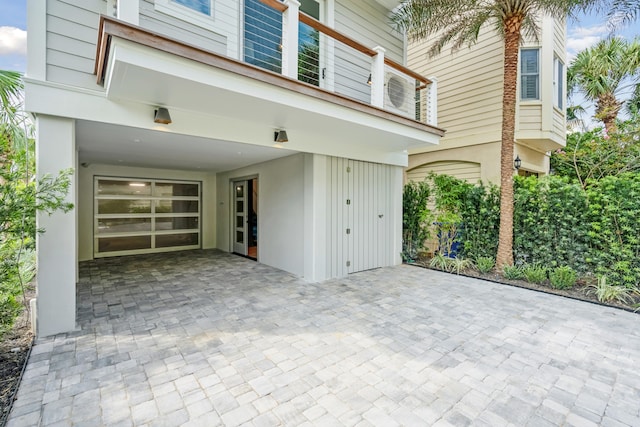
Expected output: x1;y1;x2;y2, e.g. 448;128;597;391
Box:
233;180;248;255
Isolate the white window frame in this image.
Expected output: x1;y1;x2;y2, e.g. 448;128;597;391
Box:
155;0;214;29
520;48;540;101
553;55;564;110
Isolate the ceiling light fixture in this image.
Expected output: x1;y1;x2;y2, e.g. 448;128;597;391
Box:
274;130;289;143
154;107;172;124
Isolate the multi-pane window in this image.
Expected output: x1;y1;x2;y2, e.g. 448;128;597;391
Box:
94;178;201;256
173;0;211;15
554;56;564;109
520;49;539;100
243;0;321;85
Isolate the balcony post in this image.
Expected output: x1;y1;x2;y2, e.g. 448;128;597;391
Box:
427;76;438;126
282;0;301;79
370;46;386;108
117;0;139;25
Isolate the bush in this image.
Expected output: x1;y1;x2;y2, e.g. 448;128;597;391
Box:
549;266;578;289
523;264;548;284
502;265;525;280
588;276;638;304
402;181;432;262
475;256;495;274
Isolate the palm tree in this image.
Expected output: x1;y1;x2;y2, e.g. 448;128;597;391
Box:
605;0;640;28
392;0;594;269
568;37;640;134
0;70;27;156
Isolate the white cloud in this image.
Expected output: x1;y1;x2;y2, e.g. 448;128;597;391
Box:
566;24;608;61
0;26;27;55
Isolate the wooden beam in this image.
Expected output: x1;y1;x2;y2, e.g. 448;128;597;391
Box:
257;0;288;13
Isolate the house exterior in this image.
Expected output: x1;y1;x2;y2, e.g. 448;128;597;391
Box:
406;15;567;184
25;0;443;336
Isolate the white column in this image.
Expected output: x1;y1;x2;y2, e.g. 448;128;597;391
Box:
370;46;386;108
427;76;438;126
26;0;46;80
117;0;139;26
281;0;301;79
36;116;77;337
303;154;328;282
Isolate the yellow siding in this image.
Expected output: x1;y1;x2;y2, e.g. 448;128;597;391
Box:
519;104;543;132
407;161;481;184
408;27;504;145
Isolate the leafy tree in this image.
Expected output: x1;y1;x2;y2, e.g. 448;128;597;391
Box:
568;37;640;134
392;0;595;269
0;71;73;335
551;114;640;186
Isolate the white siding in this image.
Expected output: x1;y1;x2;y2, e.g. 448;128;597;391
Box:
46;0;105;89
326;157;399;277
140;0;229;57
332;0;404;103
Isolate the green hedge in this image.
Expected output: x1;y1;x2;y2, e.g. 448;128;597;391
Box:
402;173;640;288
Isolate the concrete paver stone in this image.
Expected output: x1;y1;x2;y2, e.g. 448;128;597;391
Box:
6;250;640;426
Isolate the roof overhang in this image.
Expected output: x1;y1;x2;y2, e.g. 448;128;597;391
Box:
95;17;442;167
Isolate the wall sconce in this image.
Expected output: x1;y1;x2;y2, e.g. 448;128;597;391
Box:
274;130;288;143
514;155;522;170
367;74;372;85
154;107;172;124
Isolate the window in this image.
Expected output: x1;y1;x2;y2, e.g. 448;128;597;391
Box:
155;0;213;28
243;0;323;85
173;0;211;15
520;49;539;100
554;56;564;109
94;178;201;256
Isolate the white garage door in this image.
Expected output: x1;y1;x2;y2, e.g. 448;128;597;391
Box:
94;177;201;257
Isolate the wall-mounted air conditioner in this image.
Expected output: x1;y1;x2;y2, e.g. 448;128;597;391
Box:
384;69;416;118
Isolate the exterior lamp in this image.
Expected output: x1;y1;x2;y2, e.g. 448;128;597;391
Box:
367;74;372;85
274;130;288;143
154;107;172;124
514;155;522;170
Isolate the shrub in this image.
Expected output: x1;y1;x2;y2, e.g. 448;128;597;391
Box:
449;257;473;275
502;265;525;280
587;276;639;304
475;256;495;274
523;264;548;284
402;181;432;262
549;266;577;289
429;253;451;272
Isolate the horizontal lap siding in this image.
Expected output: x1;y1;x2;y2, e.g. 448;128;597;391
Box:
139;0;228;57
46;0;104;89
519;104;542;131
333;0;403;104
407;161;481;184
409;28;504;142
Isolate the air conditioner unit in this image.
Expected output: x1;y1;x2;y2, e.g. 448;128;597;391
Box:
384;69;416;118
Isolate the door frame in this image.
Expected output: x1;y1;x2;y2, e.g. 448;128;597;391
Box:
230;175;258;259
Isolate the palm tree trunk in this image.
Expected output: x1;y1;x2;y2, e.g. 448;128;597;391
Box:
495;18;522;270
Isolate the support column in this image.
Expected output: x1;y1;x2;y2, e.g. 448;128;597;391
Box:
281;0;300;79
370;46;386;108
36;115;77;337
303;154;328;282
117;0;139;26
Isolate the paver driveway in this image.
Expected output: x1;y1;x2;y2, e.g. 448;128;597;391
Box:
7;250;640;426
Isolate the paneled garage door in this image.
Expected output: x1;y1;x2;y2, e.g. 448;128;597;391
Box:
94;177;201;257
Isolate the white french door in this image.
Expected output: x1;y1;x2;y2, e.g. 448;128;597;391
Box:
233;180;249;255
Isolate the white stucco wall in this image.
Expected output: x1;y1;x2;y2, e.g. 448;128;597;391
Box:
216;154;306;277
77;163;217;261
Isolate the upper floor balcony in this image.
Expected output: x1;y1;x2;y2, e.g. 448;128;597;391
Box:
26;0;443;167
